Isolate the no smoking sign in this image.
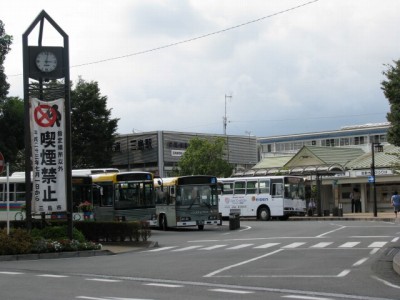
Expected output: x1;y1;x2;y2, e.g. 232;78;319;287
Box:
33;104;57;127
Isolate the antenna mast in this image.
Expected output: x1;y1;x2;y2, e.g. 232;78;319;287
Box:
223;94;232;135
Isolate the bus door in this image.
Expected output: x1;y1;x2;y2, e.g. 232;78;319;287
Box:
156;185;177;228
271;178;284;216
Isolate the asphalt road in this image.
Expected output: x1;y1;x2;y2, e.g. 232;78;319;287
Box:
1;220;400;300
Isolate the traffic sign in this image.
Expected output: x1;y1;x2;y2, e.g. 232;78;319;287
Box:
0;152;4;174
368;175;375;183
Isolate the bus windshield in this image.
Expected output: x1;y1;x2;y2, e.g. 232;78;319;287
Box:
115;182;155;209
284;177;305;200
176;185;218;207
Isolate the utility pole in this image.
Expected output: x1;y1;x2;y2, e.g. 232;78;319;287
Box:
223;94;232;135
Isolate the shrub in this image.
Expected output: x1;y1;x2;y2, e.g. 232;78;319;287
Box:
0;228;33;255
31;226;86;242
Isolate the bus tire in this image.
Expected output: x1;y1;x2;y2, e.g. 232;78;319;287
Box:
198;224;204;230
159;215;168;231
258;207;271;221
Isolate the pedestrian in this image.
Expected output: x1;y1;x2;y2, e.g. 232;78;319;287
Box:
308;199;316;216
391;191;400;218
350;190;355;213
352;188;361;213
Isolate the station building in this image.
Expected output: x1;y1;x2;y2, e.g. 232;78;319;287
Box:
111;123;400;214
254;122;400;214
111;131;258;177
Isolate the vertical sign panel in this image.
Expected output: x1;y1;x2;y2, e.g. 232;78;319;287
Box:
30;97;66;213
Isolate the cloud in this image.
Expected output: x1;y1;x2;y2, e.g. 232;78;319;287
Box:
2;0;396;137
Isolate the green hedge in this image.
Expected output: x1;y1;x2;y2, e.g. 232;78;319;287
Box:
0;220;152;243
74;220;151;242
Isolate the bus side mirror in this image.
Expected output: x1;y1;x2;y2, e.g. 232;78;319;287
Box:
157;179;164;191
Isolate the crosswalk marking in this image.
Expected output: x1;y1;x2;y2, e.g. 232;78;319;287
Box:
144;240;390;253
227;244;254;250
282;242;306;249
310;242;333;248
199;245;227;250
368;241;387;248
339;242;360;248
253;243;280;249
147;246;177;252
172;246;203;252
37;274;69;278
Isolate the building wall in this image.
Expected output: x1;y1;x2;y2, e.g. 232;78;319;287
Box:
112;131;258;177
258;123;389;157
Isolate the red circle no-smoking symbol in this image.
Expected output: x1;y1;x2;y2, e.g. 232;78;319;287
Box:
34;104;57;127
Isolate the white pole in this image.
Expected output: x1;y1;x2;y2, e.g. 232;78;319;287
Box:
6;163;10;235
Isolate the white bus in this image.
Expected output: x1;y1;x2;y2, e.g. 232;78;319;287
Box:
154;175;220;230
218;176;306;220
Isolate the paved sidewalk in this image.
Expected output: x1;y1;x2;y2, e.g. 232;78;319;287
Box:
291;212;397;222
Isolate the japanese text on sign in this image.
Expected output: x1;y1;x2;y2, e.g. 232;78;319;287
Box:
30;98;66;213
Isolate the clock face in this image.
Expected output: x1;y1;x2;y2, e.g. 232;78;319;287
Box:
36;51;58;73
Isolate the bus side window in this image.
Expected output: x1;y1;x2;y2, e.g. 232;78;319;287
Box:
222;183;233;194
272;183;283;197
246;181;257;194
258;180;270;194
234;181;246;194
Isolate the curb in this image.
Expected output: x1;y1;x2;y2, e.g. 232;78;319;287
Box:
0;249;112;262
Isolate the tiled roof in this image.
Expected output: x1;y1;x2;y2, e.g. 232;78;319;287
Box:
253;155;293;169
346;144;400;169
284;146;365;167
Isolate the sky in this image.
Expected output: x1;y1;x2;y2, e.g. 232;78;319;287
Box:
2;0;399;137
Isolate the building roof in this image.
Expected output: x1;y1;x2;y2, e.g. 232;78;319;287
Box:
346;144;400;169
252;155;294;169
284;146;365;167
248;146;366;176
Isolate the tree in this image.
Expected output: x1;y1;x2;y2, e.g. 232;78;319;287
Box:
70;77;119;168
382;59;400;146
177;137;233;177
0;20;12;103
0;97;24;172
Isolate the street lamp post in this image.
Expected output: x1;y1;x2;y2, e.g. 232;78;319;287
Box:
371;142;383;217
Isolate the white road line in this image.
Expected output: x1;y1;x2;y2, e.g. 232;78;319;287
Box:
254;242;280;249
227;244;254;250
204;249;283;277
337;270;351;277
339;242;360;248
77;297;151;300
310;242;333;248
282;295;334;300
282;242;305;249
144;283;183;288
352;257;369;267
76;297;107;300
316;225;346;238
392;237;399;242
210;288;253;294
85;278;121;282
370;248;380;255
0;271;23;275
172;246;203;252
372;275;400;289
368;241;387;248
199;245;227;250
146;246;177;252
37;274;69;278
